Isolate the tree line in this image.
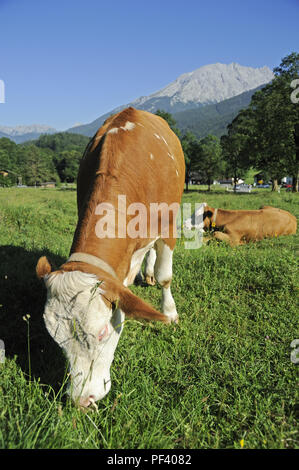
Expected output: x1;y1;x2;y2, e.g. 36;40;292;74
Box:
0;133;89;186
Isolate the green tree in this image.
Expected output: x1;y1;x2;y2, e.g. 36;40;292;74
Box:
0;138;20;186
22;145;59;185
196;135;224;191
272;52;299;191
55;150;81;182
226;52;299;191
180;131;198;191
220;108;253;190
250;84;289;191
0;131;90;186
34;132;89;153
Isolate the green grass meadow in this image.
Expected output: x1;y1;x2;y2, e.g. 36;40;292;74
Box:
0;186;298;449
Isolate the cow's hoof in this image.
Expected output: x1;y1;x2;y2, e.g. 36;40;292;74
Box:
146;275;156;286
164;313;179;324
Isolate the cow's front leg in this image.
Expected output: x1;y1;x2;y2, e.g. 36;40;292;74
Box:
213;231;241;246
145;247;156;285
154;239;178;323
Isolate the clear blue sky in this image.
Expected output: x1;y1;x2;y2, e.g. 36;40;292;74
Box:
0;0;298;130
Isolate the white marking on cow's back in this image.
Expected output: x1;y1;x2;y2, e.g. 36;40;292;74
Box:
120;121;135;131
167;152;174;160
154;133;161;140
107;127;119;135
161;136;168;146
150;153;154;160
176;169;179;176
107;121;135;135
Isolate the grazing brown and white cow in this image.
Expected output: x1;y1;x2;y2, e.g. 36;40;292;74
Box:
202;204;297;245
36;107;185;408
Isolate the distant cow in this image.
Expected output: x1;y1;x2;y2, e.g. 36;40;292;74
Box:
36;107;185;408
202;204;297;245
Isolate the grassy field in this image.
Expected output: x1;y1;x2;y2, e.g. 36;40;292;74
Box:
0;186;298;449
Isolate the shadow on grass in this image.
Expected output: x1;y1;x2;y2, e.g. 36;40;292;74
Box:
0;245;67;392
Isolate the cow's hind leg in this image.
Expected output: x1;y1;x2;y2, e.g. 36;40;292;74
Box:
154;238;178;323
145;247;156;285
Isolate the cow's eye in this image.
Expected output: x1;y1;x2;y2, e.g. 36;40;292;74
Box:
98;325;108;341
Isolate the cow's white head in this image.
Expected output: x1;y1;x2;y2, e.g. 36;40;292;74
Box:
36;256;167;408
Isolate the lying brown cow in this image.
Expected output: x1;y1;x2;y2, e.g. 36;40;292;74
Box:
203;204;297;245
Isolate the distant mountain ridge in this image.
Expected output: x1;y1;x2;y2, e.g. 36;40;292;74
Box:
67;62;274;137
0;124;56;144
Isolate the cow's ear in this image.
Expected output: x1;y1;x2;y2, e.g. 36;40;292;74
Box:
117;286;169;323
97;275;168;323
36;256;52;279
203;209;213;220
